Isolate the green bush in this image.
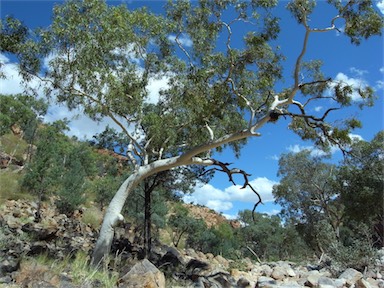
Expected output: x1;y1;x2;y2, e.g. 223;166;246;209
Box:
0;133;28;162
0;170;30;200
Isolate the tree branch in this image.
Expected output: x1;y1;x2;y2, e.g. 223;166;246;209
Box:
201;159;263;221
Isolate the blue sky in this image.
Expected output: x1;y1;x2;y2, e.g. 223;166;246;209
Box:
1;0;383;219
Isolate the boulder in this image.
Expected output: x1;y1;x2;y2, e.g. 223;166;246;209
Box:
237;277;251;287
356;278;374;288
305;270;321;287
339;268;363;286
256;276;278;288
271;266;286;280
118;259;165;288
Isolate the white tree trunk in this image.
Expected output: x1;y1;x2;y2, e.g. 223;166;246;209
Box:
91;157;181;266
91;114;273;266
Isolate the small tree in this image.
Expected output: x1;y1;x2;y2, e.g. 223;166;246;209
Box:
168;204;201;248
7;0;383;265
22;121;69;221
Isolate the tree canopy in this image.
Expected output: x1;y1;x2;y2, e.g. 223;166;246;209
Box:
1;0;382;265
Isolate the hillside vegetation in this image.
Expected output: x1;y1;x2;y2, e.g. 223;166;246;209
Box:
0;94;383;287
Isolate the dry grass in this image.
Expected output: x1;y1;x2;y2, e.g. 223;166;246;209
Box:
0;133;28;162
81;205;104;230
0;170;31;201
13;252;118;287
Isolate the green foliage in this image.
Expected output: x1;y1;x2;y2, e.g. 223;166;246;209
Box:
91;176;120;209
0;16;28;54
55;155;87;215
237;210;310;261
22;121;97;215
124;184;169;229
327;223;376;274
273;150;343;250
273;132;383;266
0;94;47;136
0;169;27;200
336;131;384;247
168;204;206;247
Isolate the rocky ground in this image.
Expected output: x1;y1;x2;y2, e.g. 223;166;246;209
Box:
0;199;383;288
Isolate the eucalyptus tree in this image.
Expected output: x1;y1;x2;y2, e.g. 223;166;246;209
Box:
272;150;344;253
9;0;383;265
336;131;384;246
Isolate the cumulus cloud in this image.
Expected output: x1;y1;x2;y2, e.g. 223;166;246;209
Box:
314;106;323;112
286;144;338;157
348;133;364;142
0;53;40;95
183;177;278;214
146;76;169;104
0;52;170;140
332;72;368;101
377;0;384;14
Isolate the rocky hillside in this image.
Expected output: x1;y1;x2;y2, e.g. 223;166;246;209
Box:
182;203;241;229
1;199;383;288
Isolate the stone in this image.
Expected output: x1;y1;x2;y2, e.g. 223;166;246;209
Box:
118;259;165;288
256;276;277;288
279;280;301;288
260;264;273;277
0;275;12;284
366;277;380;288
339;268;363;286
334;278;347;288
214;255;229;268
186;259;210;272
271;266;286;280
305;270;321;287
0;258;20;274
318;276;336;286
237;277;251;287
356;278;374;288
285;266;296;277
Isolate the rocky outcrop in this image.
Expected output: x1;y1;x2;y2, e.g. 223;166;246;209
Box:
1;199;383;288
118;259;165;288
183;203;242;228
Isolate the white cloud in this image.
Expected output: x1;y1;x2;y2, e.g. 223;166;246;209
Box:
168;33;193;48
0;52;172;140
349;133;364;142
225;177;278;203
146;76;169;104
377;0;384;14
222;213;238;220
349;67;368;77
287;144;312;154
332;72;368;101
183;177;278;214
375;80;384;91
314;106;323;112
268;154;279;161
380;67;384;74
335;25;345;37
264;209;281;216
206;199;233;212
286;144;338;157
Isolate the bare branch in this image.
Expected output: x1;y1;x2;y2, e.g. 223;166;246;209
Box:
175;32;193;68
201;159;263;221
